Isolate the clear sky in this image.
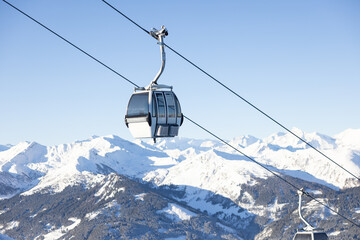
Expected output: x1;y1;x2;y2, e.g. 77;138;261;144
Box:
1;0;359;146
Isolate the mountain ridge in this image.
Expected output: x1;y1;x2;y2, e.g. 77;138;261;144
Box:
1;128;359;199
1;128;360;239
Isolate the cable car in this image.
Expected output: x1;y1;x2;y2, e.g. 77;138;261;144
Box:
125;26;183;142
293;231;328;240
293;189;328;240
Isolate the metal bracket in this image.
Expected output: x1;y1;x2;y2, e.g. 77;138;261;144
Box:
149;25;168;40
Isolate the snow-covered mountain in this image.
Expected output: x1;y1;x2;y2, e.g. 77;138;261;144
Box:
2;128;357;197
1;128;360;239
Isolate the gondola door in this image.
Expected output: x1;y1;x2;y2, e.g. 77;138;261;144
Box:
154;92;167;137
164;92;176;125
155;92;166;124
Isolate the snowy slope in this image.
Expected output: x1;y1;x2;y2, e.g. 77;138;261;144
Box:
143;128;360;203
246;128;360;189
23;135;178;195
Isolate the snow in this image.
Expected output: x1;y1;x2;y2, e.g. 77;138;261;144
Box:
85;210;102;221
0;208;8;215
0;142;47;175
329;231;341;236
0;221;19;238
241;131;360;189
334;128;360;149
85;200;121;221
141;137;221;152
255;227;273;240
175;186;252;227
306;189;323;195
145;149;271;201
238;195;287;223
0;221;19;232
19;134;170;195
134;193;147;201
228;135;260;148
105;200;121;217
157;203;197;222
94;174;124;202
266;198;288;221
40;217;81;240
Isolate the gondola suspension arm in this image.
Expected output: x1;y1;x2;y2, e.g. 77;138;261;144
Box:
149;26;168;86
297;188;315;231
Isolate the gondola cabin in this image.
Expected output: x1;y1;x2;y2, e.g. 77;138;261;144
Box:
125;84;183;142
125;26;183;141
293;231;328;240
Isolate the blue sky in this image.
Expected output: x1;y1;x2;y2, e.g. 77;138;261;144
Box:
1;0;359;146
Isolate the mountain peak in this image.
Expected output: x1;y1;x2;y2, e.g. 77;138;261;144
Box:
229;135;260;148
334;128;360;149
290;127;304;136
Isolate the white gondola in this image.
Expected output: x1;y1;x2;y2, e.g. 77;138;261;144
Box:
293;189;329;240
125;26;183;142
